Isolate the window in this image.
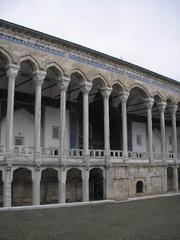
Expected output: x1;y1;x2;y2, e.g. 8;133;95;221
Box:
14;136;24;146
136;135;142;146
52;126;59;139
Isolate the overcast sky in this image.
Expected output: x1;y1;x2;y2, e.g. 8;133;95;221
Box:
1;0;180;81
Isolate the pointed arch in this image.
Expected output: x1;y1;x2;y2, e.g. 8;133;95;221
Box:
128;83;151;98
70;68;88;82
0;47;13;65
153;92;165;103
44;62;64;76
17;55;40;71
112;80;125;93
91;74;107;88
165;96;176;105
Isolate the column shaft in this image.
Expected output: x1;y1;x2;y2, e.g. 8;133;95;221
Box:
59;77;70;164
146;98;154;162
158;102;166;160
101;88;112;163
58;168;66;203
33;71;46;163
6;65;20;153
172;112;177;160
82;168;89;202
120;92;129;160
80;82;92;162
32;169;41;205
3;169;12;207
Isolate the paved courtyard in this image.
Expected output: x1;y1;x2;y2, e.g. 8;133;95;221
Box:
0;196;180;240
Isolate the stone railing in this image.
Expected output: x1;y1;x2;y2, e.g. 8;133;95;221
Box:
0;145;5;156
69;149;83;157
128;151;149;159
41;147;59;157
89;149;105;157
153;152;164;160
110;150;123;158
14;146;33;156
167;152;175;160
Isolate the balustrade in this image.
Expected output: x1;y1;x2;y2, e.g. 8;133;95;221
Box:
13;146;33;156
0;145;5;156
128;151;148;159
110;150;123;158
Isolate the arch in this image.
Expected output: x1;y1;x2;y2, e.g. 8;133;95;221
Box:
70;69;88;83
0;47;13;65
167;167;174;192
166;96;175;106
12;167;32;206
45;62;64;76
91;74;107;88
17;55;40;71
136;180;144;193
112;80;126;92
40;168;58;205
128;84;151;98
0;170;3;207
89;168;104;201
66;168;82;202
153;92;164;104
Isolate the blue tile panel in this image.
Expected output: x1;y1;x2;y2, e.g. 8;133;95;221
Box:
0;33;179;94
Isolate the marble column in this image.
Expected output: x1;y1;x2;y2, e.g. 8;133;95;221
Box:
33;71;46;164
3;167;12;207
170;105;178;161
119;91;129;160
101;87;112;163
82;167;89;202
6;64;20;156
158;102;167;161
58;76;70;164
32;168;41;205
58;167;67;203
145;98;154;162
80;82;92;163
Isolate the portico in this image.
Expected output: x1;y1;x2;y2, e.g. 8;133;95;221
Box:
0;19;180;207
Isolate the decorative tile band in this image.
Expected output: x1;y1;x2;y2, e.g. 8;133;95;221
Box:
0;33;179;94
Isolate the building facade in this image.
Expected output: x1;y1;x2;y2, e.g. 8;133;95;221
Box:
0;20;180;207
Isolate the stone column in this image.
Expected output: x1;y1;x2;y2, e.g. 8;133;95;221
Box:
145;98;154;162
3;166;12;207
33;71;46;164
119;91;129;160
82;167;89;202
32;167;41;205
101;87;112;163
80;82;92;163
170;105;178;161
158;102;167;161
58;76;70;164
173;166;178;192
58;167;67;203
6;64;20;156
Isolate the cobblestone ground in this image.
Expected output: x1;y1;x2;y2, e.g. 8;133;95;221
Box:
0;196;180;240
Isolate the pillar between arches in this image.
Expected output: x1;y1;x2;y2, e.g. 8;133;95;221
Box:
3;166;13;207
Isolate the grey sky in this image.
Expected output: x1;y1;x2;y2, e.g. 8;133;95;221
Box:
1;0;180;81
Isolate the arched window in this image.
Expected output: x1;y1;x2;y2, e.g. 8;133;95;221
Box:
136;181;144;193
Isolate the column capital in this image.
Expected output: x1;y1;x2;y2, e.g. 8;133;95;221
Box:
6;64;20;79
80;81;92;94
145;97;154;109
119;91;129;103
33;70;46;87
101;87;112;99
169;104;178;115
58;76;70;91
157;102;167;113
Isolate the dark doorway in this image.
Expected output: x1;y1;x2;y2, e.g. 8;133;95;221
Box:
89;168;103;201
136;181;144;193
